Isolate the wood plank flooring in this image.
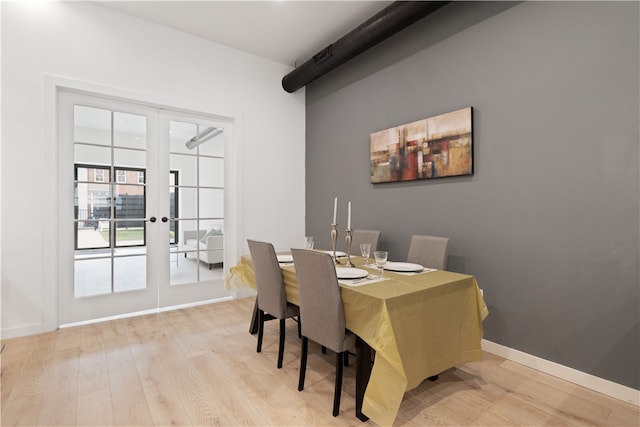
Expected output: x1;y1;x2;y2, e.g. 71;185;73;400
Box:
1;297;638;426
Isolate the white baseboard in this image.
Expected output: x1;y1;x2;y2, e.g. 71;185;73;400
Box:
59;296;233;329
482;339;640;406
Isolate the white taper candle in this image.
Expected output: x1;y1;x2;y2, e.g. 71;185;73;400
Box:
333;197;338;224
347;201;351;229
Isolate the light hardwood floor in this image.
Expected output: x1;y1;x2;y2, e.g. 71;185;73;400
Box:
1;297;638;426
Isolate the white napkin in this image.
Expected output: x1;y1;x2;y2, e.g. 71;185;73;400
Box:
339;276;388;287
390;267;437;276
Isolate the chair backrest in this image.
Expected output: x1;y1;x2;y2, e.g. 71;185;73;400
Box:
290;249;347;353
407;235;450;270
350;229;381;252
247;239;288;319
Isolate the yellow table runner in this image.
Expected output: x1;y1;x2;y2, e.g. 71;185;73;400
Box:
227;254;489;426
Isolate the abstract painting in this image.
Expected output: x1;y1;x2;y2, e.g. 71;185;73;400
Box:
370;107;473;183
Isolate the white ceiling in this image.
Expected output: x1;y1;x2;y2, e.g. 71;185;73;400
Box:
95;1;393;66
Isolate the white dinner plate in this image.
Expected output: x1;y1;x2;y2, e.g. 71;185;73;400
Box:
384;262;424;272
319;250;347;257
336;268;369;280
276;254;293;263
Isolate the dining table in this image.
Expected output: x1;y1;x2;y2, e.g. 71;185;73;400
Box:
226;252;489;426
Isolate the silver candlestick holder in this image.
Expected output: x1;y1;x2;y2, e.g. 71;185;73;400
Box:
345;228;354;267
331;223;341;264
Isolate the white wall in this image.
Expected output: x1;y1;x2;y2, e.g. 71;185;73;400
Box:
1;1;306;338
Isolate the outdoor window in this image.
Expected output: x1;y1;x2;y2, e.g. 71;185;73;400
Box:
75;165;179;250
75;164;146;250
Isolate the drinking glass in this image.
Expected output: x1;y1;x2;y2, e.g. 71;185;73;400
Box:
304;236;314;250
374;251;388;278
360;243;371;266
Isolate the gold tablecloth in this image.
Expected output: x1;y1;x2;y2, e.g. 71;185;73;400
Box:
227;254;489;426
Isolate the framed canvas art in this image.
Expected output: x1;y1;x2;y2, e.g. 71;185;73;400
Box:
370;107;473;183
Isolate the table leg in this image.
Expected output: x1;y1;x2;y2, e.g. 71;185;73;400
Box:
355;336;372;422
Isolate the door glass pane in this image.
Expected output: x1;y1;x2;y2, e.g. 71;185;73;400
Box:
178;187;197;219
199;188;224;218
74;106;111;146
76;221;110;250
170;254;198;286
171;219;197;285
115;183;145;220
114;148;145;168
74;144;110;165
199;157;224;187
199;219;224;235
199;250;223;277
170;153;196;186
114;112;146;149
198;127;224;157
75;180;111;250
170;121;197;155
178;219;197;247
169;219;178;245
74;258;111;297
114;256;146;292
115;220;145;247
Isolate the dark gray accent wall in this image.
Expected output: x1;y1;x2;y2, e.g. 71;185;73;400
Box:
305;1;639;389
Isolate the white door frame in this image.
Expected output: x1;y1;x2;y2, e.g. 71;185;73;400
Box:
43;75;244;329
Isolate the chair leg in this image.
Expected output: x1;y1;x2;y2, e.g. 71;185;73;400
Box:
298;336;308;391
343;352;349;367
297;316;302;339
256;309;264;353
333;351;344;417
277;319;285;369
321;346;327;354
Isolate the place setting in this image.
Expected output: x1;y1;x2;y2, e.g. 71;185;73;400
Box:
336;267;384;286
369;250;436;276
337;246;390;287
383;260;435;275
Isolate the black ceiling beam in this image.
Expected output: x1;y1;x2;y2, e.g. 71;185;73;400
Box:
281;1;450;93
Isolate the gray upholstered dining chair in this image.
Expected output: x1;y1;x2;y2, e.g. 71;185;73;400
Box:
290;248;356;417
247;239;300;369
350;229;381;252
407;235;450;270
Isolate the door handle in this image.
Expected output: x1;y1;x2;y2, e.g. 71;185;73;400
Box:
149;217;157;223
161;217;168;223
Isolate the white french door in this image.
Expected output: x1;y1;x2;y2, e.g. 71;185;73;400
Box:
58;90;230;325
157;110;229;308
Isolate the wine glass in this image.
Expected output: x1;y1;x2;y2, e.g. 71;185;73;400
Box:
360;243;371;266
304;236;314;250
374;251;388;278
